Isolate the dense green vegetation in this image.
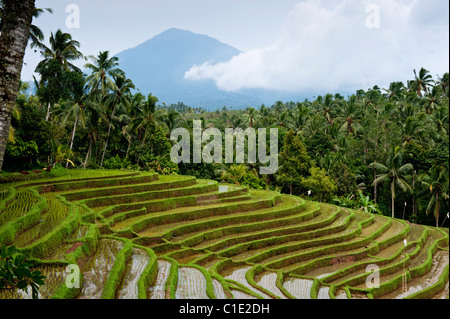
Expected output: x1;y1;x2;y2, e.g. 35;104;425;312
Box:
0;5;448;230
0;170;447;299
3;29;448;229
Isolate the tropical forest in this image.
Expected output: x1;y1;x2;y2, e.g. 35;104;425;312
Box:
0;0;448;302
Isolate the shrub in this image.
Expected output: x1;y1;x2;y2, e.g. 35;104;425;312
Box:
0;245;46;299
302;167;337;202
141;154;179;175
103;155;132;170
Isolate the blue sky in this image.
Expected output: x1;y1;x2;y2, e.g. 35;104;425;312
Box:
23;0;449;93
22;0;301;79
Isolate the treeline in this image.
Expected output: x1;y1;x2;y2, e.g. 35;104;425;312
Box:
3;28;449;228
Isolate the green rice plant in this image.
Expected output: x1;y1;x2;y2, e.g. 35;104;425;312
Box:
246;266;283;299
1;170;448;300
83;180;218;208
0;190;38;227
147;259;172;299
405;264;449;299
35;171;145;193
62;175;193;201
77;238;125;299
0;187;48;245
166;196;309;245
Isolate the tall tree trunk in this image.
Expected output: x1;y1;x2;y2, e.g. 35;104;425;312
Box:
391;182;395;219
0;0;36;171
125;137;131;159
435;194;440;228
100;109;115;168
66;112;79;168
412;170;416;217
45;102;51;121
373;165;378;203
392;193;395;219
69;112;79;152
373;110;379;204
83;139;92;169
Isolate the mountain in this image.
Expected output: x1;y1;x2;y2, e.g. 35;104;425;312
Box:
115;28;304;110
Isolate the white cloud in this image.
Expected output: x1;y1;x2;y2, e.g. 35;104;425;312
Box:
184;0;449;93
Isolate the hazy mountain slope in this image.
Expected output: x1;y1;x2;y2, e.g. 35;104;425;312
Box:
115;28;305;110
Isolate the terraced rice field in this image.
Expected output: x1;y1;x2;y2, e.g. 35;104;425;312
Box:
0;170;448;299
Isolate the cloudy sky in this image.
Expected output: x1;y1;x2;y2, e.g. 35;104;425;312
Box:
23;0;449;94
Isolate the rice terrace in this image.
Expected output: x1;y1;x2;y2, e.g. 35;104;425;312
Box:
0;0;449;306
0;169;448;300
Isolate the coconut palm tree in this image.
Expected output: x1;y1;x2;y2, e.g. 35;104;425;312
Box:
0;6;52;49
383;81;406;102
0;0;36;171
430;105;449;137
80;103;105;168
289;103;310;134
437;72;449;97
419;166;449;227
411;68;434;97
424;85;441;115
320;93;338;126
158;109;184;138
34;29;84;122
62;82;89;153
336;97;362;136
369;148;414;218
84;51;123;97
300;114;326;139
128;93;159;147
245;107;256;128
35;29;83;72
399;114;431;147
99;74;134;167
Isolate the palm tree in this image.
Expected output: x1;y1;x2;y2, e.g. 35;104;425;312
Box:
320;93;338;126
369;149;414;218
84;51;123;97
411;68;434;97
245;107;256;128
34;29;83;121
289;103;310;134
383;82;406;101
0;0;36;171
0;6;52;49
99;74;134;167
158;109;184;138
35;29;83;72
80;102;105;168
258;104;273;127
437;72;449;97
399;114;431;147
63;84;88;153
336;97;362;136
424;85;441;114
419;166;449;227
129;93;159;147
300;114;326;139
431;105;449;137
229;113;246;129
